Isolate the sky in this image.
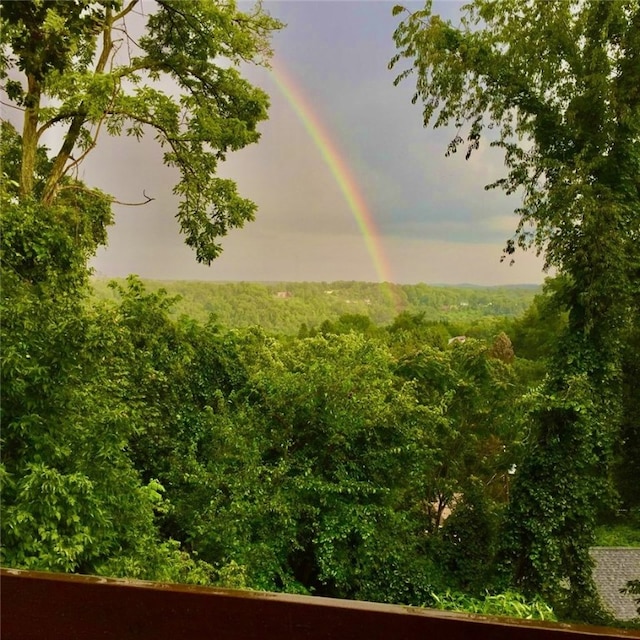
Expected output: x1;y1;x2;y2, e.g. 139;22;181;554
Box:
86;0;547;285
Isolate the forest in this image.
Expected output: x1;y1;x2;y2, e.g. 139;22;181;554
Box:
91;278;539;334
1;0;639;629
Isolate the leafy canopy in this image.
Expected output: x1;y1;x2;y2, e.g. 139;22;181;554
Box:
391;0;639;317
391;0;639;618
1;0;283;262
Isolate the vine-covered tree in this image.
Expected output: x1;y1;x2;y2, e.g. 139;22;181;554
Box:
1;0;282;262
391;0;639;618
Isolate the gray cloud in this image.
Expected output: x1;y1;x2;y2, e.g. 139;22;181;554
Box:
87;1;545;284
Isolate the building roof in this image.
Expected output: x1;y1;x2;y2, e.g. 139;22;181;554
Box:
590;547;640;621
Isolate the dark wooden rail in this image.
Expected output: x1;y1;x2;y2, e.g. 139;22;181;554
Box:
1;568;638;639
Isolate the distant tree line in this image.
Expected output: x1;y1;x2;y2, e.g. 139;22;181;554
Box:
91;278;539;335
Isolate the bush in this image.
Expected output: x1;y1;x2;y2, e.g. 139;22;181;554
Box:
429;589;556;621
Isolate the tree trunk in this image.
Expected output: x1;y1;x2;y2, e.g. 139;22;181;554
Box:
41;11;114;206
41;114;86;205
19;74;41;200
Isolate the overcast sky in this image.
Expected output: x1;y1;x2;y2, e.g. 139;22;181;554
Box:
88;0;546;285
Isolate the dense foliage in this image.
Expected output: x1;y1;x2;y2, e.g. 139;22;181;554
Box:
8;229;639;619
1;0;638;629
392;0;640;619
3;212;639;620
0;251;549;599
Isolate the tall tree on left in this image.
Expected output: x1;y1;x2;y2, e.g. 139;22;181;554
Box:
1;0;282;263
0;0;281;581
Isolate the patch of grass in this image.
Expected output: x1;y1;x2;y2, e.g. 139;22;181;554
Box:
594;524;640;547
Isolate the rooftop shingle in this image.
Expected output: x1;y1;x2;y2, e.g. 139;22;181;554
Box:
590;547;640;621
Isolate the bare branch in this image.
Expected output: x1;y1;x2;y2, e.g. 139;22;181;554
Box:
0;100;25;112
57;184;154;207
95;5;115;74
112;190;155;206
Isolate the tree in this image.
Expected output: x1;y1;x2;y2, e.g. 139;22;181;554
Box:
237;332;442;602
615;317;640;512
0;0;282;582
391;0;639;619
488;331;514;365
0;217;215;583
396;339;520;534
510;278;568;363
622;579;640;618
1;0;283;263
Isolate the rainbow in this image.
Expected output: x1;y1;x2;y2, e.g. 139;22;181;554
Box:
270;61;396;288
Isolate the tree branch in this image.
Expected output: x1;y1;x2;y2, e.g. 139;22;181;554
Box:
42;7;117;204
62;79;121;180
36;111;84;140
57;184;154;207
20;73;41;199
112;190;155;206
0;100;25;112
113;0;140;23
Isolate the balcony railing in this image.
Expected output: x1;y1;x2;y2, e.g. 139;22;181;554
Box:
2;568;638;639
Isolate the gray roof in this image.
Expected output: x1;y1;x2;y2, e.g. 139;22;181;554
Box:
590;547;640;621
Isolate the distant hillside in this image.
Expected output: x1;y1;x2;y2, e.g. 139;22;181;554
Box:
91;279;539;334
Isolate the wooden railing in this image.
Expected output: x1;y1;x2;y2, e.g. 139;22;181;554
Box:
2;568;638;639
